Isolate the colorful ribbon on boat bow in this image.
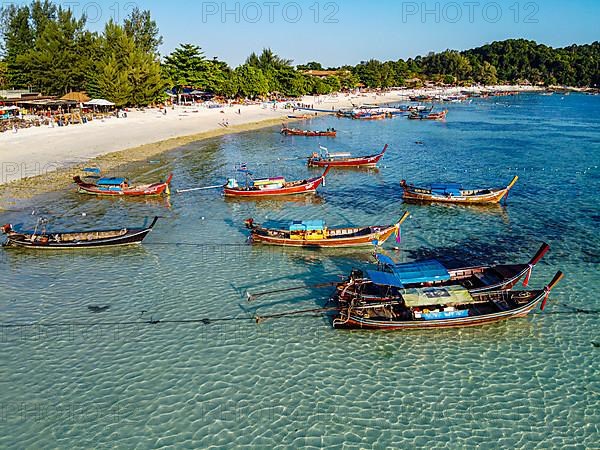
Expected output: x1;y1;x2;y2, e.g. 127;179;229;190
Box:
540;286;551;311
540;271;564;311
395;223;401;243
523;264;533;287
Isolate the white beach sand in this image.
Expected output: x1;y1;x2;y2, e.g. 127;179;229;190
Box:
0;85;542;188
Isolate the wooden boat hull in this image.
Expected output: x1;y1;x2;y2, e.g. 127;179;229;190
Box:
224;168;330;198
308;145;387;168
250;226;397;248
281;127;336;137
73;174;172;197
333;272;563;330
247;211;408;248
2;217;158;249
408;111;447;120
402;188;509;204
353;114;386;120
333;294;541;330
400;177;518;205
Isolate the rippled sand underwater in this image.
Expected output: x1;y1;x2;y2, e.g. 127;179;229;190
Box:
1;93;599;448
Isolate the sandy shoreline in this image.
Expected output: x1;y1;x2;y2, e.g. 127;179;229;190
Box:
0;85;542;209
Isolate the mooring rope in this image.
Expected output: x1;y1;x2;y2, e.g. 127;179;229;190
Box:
0;306;341;329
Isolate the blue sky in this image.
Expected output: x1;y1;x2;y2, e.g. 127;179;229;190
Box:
28;0;600;66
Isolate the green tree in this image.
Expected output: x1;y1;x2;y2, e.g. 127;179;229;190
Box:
421;50;472;81
353;59;396;88
245;48;292;71
94;20;164;106
124;7;163;56
17;7;94;94
128;50;165;105
0;60;8;88
30;0;57;40
473;61;498;85
337;68;359;89
235;64;269;98
1;4;34;87
164;44;209;89
163;44;231;95
96;54;131;106
203;58;232;94
322;75;341;92
276;68;310;97
297;61;323;71
219;72;240;98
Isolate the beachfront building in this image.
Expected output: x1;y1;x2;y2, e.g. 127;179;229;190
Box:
0;89;44;101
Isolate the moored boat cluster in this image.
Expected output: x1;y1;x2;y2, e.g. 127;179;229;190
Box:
1;103;564;330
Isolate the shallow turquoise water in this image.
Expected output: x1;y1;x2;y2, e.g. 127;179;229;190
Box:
1;93;599;449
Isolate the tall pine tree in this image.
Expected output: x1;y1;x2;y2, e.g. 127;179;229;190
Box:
94;20;164;106
1;4;34;88
17;7;95;94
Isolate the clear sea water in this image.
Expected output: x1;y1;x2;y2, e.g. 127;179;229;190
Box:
1;93;599;449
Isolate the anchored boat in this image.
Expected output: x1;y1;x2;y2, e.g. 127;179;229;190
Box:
1;217;158;249
74;173;172;197
400;177;518;204
332;271;564;330
281;126;337;137
223;167;331;197
307;145;388;168
335;242;550;302
408;110;447;120
244;212;409;248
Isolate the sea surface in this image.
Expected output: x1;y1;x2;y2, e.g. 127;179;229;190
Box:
1;93;599;449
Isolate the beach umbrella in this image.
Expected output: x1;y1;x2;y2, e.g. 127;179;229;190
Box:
86;99;115;106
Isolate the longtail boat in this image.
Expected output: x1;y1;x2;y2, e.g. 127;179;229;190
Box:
352;112;386;120
244;212;409;248
223;166;331;197
332;271;563;330
336;110;354;118
335;242;550;302
408;110;447;120
307;144;388;168
74;174;172;197
287;114;312;119
1;217;158;249
400;177;518;204
281;126;336;137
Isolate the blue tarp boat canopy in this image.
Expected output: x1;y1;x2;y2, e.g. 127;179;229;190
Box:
289;220;325;232
375;254;451;284
97;177;126;186
366;270;404;288
392;260;451;284
430;183;462;197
